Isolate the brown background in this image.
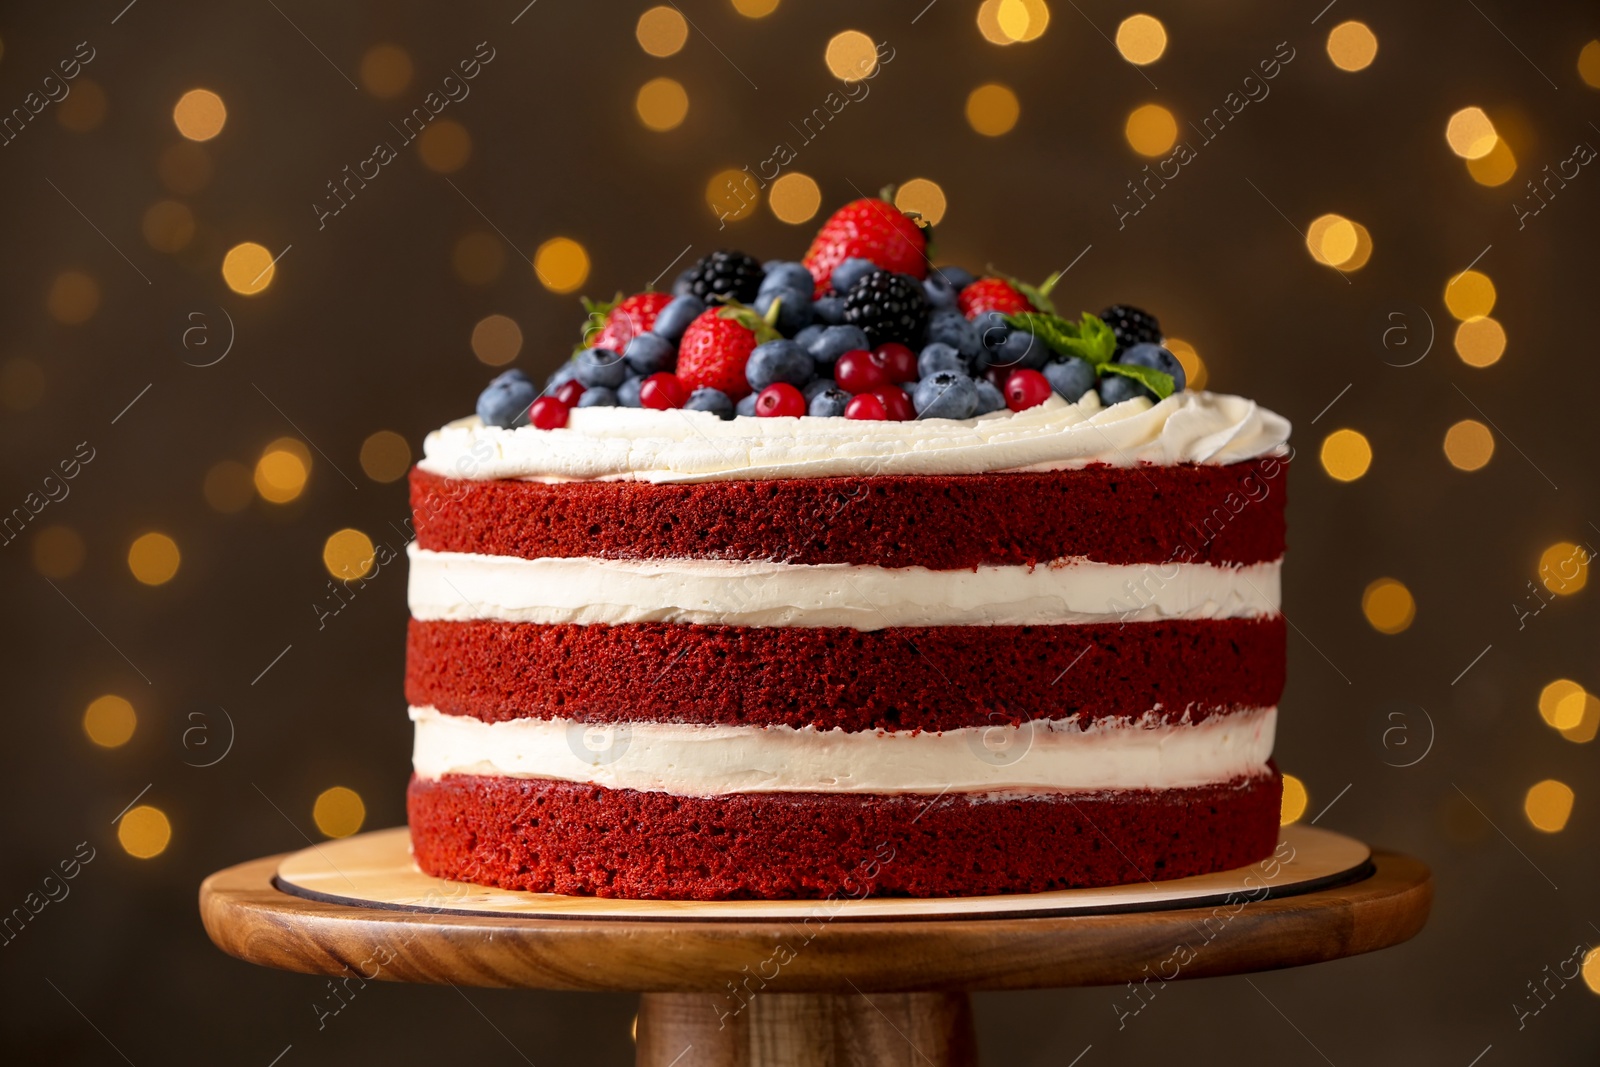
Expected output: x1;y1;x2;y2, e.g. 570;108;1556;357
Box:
2;0;1597;1063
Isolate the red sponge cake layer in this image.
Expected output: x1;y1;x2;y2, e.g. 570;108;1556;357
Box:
407;770;1284;900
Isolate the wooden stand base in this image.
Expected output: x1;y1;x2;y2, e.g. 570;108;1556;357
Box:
637;992;977;1067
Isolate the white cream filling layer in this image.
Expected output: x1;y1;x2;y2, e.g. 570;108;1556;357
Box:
410;705;1277;797
407;545;1280;629
419;390;1291;484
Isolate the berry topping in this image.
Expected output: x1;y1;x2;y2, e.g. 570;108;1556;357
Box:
1102;342;1185;400
813;294;847;325
735;393;759;417
1098;374;1147;406
830;256;879;295
806;324;870;367
623;333;675;376
754;287;814;335
803;196;929;295
760;261;815;294
1099;304;1163;351
917;342;966;378
958;278;1035;319
528;396;569;430
577;386;618;408
676;306;777;399
844;393;888;420
913;371;980;420
1004;369;1053;411
872;342;919;384
842;270;930;348
807;385;851;417
477;369;536;428
639;372;688;410
989;328;1047;371
552;379;586;407
835;349;888;394
871;385;916;421
574;347;627;389
682;250;765;304
651;295;705;343
926;309;982;359
746;340;816;393
754;382;806;418
684;386;735;419
587;291;673;354
1042;357;1096;402
973;378;1007;415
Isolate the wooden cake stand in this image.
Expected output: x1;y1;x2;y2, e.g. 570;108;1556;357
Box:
200;825;1431;1066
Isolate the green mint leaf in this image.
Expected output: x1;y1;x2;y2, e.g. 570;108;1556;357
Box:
1001;311;1117;365
1100;361;1176;400
1074;312;1117;365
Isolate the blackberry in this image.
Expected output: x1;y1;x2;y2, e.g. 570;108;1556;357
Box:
1099;304;1162;351
842;270;929;347
683;250;764;304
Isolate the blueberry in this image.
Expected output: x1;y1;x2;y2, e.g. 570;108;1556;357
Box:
1118;343;1187;393
477;373;537;428
1098;374;1149;405
754;288;814;336
808;386;851;417
623;333;675;376
1042;358;1096;402
813;294;846;325
807;324;871;367
746;340;815;392
803;378;838;401
923;274;959;310
989;328;1047;371
830;257;877;294
652;295;704;343
617;376;644;408
973;311;1010;353
925;310;982;359
544;362;581;393
974;379;1006;415
577;386;618;408
575;347;627;389
684;387;735;419
795;324;826;350
760;261;814;295
913;371;980;420
933;266;975;290
492;368;530;385
917;342;966;378
735;393;759;417
671;267;695;297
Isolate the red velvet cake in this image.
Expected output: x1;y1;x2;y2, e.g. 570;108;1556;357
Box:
404;198;1293;900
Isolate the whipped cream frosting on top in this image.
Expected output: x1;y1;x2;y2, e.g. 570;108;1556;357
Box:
419;389;1291;484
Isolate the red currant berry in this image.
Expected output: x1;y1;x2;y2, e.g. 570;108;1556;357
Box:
639;372;687;410
835;349;888;394
871;386;915;421
983;366;1009;389
871;343;918;384
755;382;806;417
528;396;570;429
553;380;586;407
844;394;888;420
1004;369;1053;412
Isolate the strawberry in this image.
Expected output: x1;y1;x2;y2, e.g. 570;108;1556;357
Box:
585;291;673;353
958;278;1035;318
675;306;778;400
802;194;929;295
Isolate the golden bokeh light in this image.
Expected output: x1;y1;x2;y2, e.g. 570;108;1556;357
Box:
33;525;85;578
471;313;524;366
173;88;226;141
1444;270;1495;320
1165;339;1208;390
825;30;879;82
976;0;1013;45
635;76;690;132
323;528;376;581
418;119;472;173
1116;14;1167;65
84;695;136;748
255;437;311;504
1584;947;1600;994
1539;541;1589;596
1319;428;1371;481
1;357;45;410
733;0;780;15
314;786;367;838
534;237;591;293
1442;419;1494;471
1538;679;1587;731
967;83;1020;137
57;78;107;132
158;141;212;194
1326;21;1377;72
1467;137;1517;186
1445;106;1498;159
1453;317;1506;367
1561;694;1600;744
142;200;195;253
1581;41;1600;89
118;805;171;859
768;172;822;224
452;231;505;285
636;7;688;57
1124;103;1176;156
47;270;100;325
1306;214;1371;269
993;0;1049;43
1280;774;1308;825
893;178;947;227
1362;577;1416;635
128;533;180;586
222;241;277;296
360;44;413;98
1523;779;1574;833
359;430;413;483
706;168;760;223
204;460;255;513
